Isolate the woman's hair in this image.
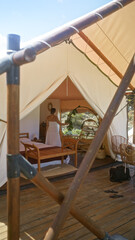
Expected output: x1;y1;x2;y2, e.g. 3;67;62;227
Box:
51;108;56;114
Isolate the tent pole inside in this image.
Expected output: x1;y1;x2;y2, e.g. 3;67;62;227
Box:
43;54;135;240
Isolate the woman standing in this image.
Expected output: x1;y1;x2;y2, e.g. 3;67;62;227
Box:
45;108;67;147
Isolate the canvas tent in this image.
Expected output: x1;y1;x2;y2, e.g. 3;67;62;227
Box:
0;0;135;187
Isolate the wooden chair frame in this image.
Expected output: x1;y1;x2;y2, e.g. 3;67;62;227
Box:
78;119;98;152
21;142;40;170
120;143;135;166
62;136;79;166
111;135;128;160
19;132;29;138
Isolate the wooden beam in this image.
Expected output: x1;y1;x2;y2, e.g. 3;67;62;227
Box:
79;31;134;91
44;55;135;240
31;172;105;239
7;34;20;240
4;0;133;66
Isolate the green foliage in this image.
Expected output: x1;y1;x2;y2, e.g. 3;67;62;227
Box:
61;105;99;137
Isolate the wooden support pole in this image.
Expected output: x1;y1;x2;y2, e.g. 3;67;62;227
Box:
31;173;105;239
7;34;20;240
79;31;134;91
44;55;135;240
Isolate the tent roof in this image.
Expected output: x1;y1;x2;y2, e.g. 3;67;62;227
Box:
21;0;135;90
48;77;84;100
71;0;135;88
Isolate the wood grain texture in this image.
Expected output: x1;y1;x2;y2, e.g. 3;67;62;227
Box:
1;165;135;240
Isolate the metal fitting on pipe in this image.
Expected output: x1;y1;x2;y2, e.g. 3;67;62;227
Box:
0;55;13;75
7;154;37;179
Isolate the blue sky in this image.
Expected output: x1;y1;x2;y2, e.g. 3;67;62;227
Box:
0;0;111;50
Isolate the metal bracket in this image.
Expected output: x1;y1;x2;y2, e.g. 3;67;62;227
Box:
103;232;113;240
6;60;20;85
103;232;128;240
7;153;37;179
19;154;37;179
7;154;20;178
0;55;13;75
65;38;72;44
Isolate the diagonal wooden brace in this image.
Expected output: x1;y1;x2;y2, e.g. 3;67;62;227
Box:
43;55;135;240
29;172;105;239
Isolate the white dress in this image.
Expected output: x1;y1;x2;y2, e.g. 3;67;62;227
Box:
45;121;61;147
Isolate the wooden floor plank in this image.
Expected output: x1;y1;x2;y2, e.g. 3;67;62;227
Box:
1;158;135;240
41;163;77;178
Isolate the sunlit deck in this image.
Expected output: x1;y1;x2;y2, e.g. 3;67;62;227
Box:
0;157;135;240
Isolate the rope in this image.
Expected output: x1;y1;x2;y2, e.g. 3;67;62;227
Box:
0;119;7;123
36;40;51;48
115;96;134;117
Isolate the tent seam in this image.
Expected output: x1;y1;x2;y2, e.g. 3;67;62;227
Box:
96;22;129;64
70;41;119;88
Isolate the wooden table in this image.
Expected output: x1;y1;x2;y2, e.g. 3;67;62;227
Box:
21;137;78;171
40;147;77;164
22;145;78;171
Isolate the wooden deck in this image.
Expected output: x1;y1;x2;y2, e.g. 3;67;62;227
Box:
0;158;135;240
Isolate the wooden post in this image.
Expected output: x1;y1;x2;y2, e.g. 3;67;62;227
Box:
7;34;20;240
31;173;105;239
44;55;135;240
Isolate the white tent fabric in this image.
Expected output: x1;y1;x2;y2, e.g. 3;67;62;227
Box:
0;42;127;186
71;1;135;87
68;43;127;158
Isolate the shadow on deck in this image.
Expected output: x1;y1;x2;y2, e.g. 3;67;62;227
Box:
0;153;135;239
